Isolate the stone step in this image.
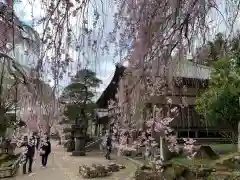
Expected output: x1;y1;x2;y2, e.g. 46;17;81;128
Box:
85;137;103;150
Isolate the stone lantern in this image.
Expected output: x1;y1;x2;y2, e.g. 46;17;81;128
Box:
72;121;86;156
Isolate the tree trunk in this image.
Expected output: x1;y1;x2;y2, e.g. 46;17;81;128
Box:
159;136;164;160
159;136;171;161
94;123;98;136
46;125;51;136
0;110;6;137
238;121;240;152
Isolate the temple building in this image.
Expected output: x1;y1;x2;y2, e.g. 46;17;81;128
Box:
96;60;232;143
95;64;126;136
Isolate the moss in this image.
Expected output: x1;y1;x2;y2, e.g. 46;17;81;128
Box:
194;146;219;160
135;168;162;180
170;157;214;169
210;144;237;155
163;167;177;180
208;171;240;180
168;153;240;179
0;154;9;162
0;154;19;168
172;164;186;177
167;158;214;179
135;151;240;180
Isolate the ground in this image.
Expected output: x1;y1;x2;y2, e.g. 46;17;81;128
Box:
9;142;137;180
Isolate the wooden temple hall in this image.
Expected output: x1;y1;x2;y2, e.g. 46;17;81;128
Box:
95;64;126;135
95;61;232;143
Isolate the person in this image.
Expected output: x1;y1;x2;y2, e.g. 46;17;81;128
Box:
35;134;40;150
3;138;10;153
39;135;51;168
99;132;105;151
105;133;112;160
22;136;35;174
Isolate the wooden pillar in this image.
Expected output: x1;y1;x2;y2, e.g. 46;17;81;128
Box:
195;130;198;138
176;131;179;138
238;121;240;152
98;125;100;136
95;125;97;136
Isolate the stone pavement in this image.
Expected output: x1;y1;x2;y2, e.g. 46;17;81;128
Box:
53;143;137;180
9;141;137;180
9;145;71;180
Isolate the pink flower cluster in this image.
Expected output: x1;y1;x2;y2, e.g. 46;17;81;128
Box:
107;72;196;166
183;138;196;159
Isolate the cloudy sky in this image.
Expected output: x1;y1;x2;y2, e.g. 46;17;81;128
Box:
13;0;240;100
13;0;120;99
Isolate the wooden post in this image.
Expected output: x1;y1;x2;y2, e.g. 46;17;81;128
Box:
238;97;240;152
238;121;240;152
160;136;164;161
195;130;198;138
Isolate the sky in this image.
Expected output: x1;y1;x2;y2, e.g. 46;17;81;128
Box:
13;0;120;99
13;0;240;99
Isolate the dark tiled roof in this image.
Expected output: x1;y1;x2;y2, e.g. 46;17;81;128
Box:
96;64;126;108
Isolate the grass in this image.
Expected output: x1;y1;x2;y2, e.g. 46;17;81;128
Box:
170;157;214;169
210;144;237;154
122;143;238;171
168;143;238;170
167;154;240;180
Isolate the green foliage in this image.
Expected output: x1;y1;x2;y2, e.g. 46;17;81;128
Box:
0;60;19;136
62;69;102;122
0;114;17;136
196;32;240;66
0;154;19;167
0;119;10;136
63;104;80;122
196;33;240;132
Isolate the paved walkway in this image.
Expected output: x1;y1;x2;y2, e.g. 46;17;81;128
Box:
9;143;70;180
9;142;137;180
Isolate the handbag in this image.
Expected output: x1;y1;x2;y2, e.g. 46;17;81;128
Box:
39;148;46;156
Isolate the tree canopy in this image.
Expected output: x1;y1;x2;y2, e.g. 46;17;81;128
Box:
61;69;102;123
195;33;240;141
193;32;240;66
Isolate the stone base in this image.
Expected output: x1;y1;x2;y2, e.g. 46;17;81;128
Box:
72;150;86;156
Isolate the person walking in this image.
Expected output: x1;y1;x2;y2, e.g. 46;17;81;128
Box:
105;133;112;160
39;135;51;168
22;136;35;174
99;132;105;151
35;134;40;150
4;138;10;153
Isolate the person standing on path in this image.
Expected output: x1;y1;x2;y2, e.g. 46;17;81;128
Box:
35;134;40;150
105;133;112;160
40;135;51;168
22;136;35;174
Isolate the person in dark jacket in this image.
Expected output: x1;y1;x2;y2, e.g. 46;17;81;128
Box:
22;136;35;174
35;134;40;150
105;133;112;160
3;138;10;153
40;136;51;168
